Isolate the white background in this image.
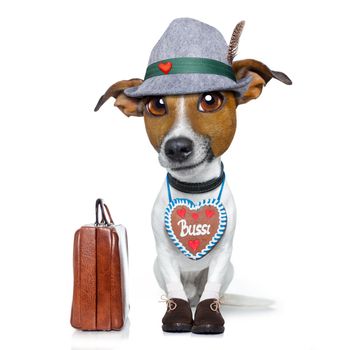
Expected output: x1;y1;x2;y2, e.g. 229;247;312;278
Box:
1;0;349;349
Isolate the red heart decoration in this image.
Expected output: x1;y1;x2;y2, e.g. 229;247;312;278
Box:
158;61;172;74
205;209;215;218
188;240;200;252
177;208;186;218
192;213;199;220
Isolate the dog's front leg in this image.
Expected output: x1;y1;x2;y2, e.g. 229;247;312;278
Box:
201;243;233;301
154;245;188;300
152;199;188;301
191;241;233;334
199;192;236;302
152;208;194;332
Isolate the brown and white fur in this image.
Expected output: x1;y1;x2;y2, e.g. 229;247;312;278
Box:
95;59;291;306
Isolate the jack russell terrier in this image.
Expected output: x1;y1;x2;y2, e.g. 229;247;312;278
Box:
95;18;291;334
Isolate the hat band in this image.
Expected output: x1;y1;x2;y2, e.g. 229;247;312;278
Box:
144;57;236;81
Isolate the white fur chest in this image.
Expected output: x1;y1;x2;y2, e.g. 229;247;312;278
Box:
151;176;237;272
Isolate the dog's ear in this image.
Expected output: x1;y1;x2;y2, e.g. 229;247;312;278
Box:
232;59;292;105
94;78;144;116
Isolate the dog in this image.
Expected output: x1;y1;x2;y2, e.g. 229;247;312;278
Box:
95;18;291;334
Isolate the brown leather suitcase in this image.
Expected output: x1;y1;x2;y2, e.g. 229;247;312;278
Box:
71;199;128;331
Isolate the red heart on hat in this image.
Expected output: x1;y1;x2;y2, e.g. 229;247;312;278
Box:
158;61;172;74
188;239;200;252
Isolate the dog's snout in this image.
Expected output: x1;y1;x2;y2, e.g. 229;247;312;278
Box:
164;137;194;162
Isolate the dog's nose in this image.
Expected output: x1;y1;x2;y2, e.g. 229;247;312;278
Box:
164;137;193;162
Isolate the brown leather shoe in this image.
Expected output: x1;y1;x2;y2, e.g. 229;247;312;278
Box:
192;298;225;334
162;298;193;332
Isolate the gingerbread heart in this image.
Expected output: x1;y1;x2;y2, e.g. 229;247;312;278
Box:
164;198;227;260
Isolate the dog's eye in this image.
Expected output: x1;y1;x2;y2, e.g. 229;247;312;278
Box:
198;92;223;113
146;97;167;116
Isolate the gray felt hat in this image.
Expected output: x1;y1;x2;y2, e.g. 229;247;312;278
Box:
124;18;251;98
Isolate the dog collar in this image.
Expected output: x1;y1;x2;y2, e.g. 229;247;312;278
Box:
166;162;225;194
144;57;236;82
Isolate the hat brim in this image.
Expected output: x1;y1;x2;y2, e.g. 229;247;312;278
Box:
124;73;251;98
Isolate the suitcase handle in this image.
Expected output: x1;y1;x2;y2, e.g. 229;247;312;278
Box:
103;203;115;225
95;198;115;226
